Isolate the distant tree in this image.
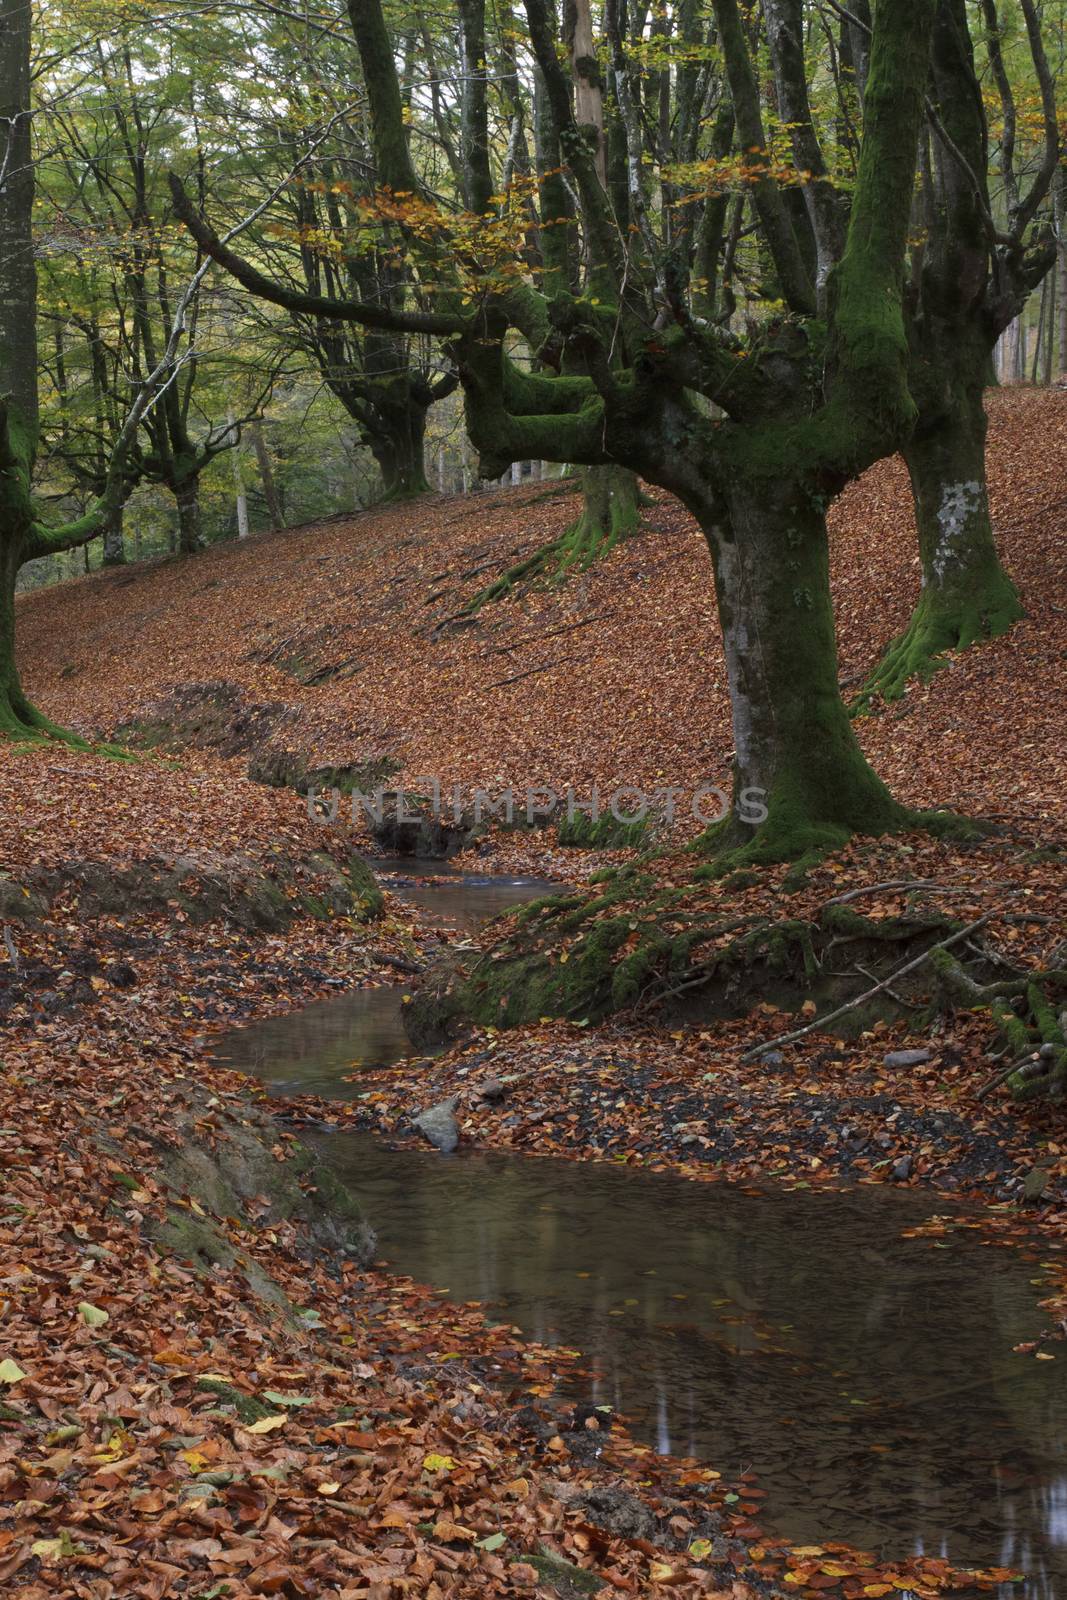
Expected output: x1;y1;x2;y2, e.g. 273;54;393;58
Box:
36;46;282;555
0;0;128;735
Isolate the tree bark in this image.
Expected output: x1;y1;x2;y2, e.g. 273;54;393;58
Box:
1057;172;1067;381
572;465;641;554
700;478;905;857
102;503;126;566
228;411;249;538
250;421;284;530
0;0;40;732
175;476;204;554
369;401;431;501
861;0;1035;700
864;377;1023;702
0;534;30;735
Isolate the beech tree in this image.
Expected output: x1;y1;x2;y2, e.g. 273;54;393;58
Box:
175;0;947;862
271;134;458;502
0;0;246;735
38;44;281;555
863;0;1063;700
0;0;125;735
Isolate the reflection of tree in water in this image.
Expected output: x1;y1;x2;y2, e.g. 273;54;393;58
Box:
313;1138;1067;1597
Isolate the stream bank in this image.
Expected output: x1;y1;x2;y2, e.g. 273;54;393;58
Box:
3;743;1066;1599
211;855;1067;1598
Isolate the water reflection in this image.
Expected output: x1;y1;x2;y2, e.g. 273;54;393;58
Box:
369;859;564;931
211;868;563;1095
214;861;1067;1596
308;1134;1067;1597
211;985;436;1098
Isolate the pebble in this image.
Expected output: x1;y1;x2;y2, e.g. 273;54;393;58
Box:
883;1048;932;1069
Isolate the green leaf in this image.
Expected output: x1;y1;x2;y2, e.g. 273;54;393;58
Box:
78;1302;109;1328
0;1359;26;1384
261;1390;313;1408
478;1532;507;1552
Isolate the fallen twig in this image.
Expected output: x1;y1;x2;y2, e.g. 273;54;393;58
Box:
742;912;998;1061
475;611;616;659
487;652;592;690
823;879;988;907
369;951;424;976
975;1054;1044;1103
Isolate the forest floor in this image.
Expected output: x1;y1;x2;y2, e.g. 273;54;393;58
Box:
1;387;1065;1598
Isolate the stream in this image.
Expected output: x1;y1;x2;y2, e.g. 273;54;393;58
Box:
212;863;1067;1598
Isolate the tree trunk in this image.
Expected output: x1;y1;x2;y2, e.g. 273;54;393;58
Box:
570;465;642;558
250;421;284;529
0;535;31;735
228;410;249;537
462;464;643;611
175;476;203;554
102;503;126;566
702;478;906;859
863;383;1023;702
0;0;42;735
370;403;431;502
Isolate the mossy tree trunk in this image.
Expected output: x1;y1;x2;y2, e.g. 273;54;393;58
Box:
571;465;642;559
701;477;906;860
368;394;432;502
0;528;32;737
860;0;1055;702
173;0;940;861
0;0;45;737
865;372;1023;701
462;463;643;610
102;504;126;567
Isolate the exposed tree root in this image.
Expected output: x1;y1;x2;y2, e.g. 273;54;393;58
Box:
933;950;1067;1102
0;685;92;749
854;576;1024;709
417;863;1066;1107
462;467;645;613
0;684;134;759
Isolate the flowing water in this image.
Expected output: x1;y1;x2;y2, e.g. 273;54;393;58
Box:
213;865;1067;1598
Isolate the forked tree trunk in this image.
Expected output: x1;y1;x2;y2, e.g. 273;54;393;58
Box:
175;476;204;554
701;477;906;858
863;379;1023;702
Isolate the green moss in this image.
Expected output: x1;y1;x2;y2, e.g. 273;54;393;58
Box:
521;1548;604;1597
720;868;764;891
342;856;386;921
820;903;957;941
855;571;1023;707
556;811;650;849
194;1378;275;1423
991;995;1033;1059
463;466;643;612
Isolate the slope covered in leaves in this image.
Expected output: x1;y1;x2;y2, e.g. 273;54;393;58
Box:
2;389;1066;1598
17;386;1067;831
